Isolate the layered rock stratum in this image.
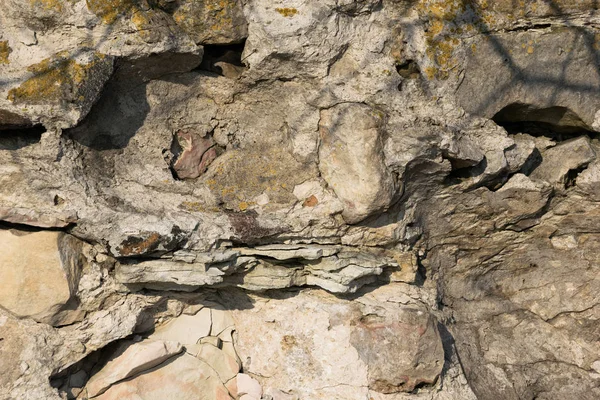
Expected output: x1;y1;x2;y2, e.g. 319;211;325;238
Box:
1;1;599;399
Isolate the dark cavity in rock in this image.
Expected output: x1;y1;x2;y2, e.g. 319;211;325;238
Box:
197;40;247;79
493;103;598;139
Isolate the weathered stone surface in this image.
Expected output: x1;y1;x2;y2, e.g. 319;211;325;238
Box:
86;340;183;397
4;51;113;129
530;136;596;186
0;230;85;325
1;0;599;399
457;28;600;129
170;0;248;45
0;0;200;129
226;285;445;399
318;103;396;223
117;245;409;294
149;307;212;345
116;259;236;289
193;343;240;383
233;373;262;400
93;353;232;400
0;311;64;400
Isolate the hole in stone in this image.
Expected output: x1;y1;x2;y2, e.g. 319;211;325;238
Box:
443;157;488;185
396;60;421;91
395;60;420;79
565;165;588;189
0;125;46;150
492;103;597;140
197;40;247;79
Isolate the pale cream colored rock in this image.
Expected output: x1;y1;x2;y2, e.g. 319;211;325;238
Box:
210;307;235;336
199;335;223;348
227;286;444;399
149;307;212;345
93;353;232;400
86;340;182;397
195;343;240;383
116;259;229;288
0;230;84;325
318;103;396;223
236;373;263;399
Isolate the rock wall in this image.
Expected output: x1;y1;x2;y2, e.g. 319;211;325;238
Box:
1;1;599;399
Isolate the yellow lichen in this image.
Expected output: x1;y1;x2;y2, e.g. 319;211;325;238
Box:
275;7;298;17
7;52;107;104
0;41;11;65
179;201;220;213
86;0;138;24
30;0;63;12
203;149;314;210
172;0;243;42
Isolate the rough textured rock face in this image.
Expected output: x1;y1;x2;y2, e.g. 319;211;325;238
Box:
1;1;600;400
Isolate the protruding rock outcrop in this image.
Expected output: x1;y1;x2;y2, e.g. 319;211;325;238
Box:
0;230;86;325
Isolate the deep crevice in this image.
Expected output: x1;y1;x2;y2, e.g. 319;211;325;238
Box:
197;40;247;78
565;165;588;189
0;125;45;151
0;220;75;232
443;157;488;186
492;103;598;140
396;60;421;91
50;335;137;398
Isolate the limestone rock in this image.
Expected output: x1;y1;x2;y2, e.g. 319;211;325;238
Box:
169;0;248;45
0;230;85;325
93;353;232;400
1;0;599;399
237;244;338;260
2;51;113;129
117;246;406;294
234;373;263;400
226;285;445;399
318;103;396;223
194;343;240;383
530;136;596;186
85;340;183;397
116;259;236;289
457;28;600;129
149;307;212;345
0;0;200;129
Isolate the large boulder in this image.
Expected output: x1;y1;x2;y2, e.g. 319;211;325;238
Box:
0;230;86;325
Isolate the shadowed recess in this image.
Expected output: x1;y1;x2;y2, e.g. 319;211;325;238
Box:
493;103;597;138
0;125;46;151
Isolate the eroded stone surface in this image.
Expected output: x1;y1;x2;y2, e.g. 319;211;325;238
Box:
93;353;232;400
318;103;396;223
227;285;445;399
86;340;183;397
0;1;599;399
0;230;85;325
